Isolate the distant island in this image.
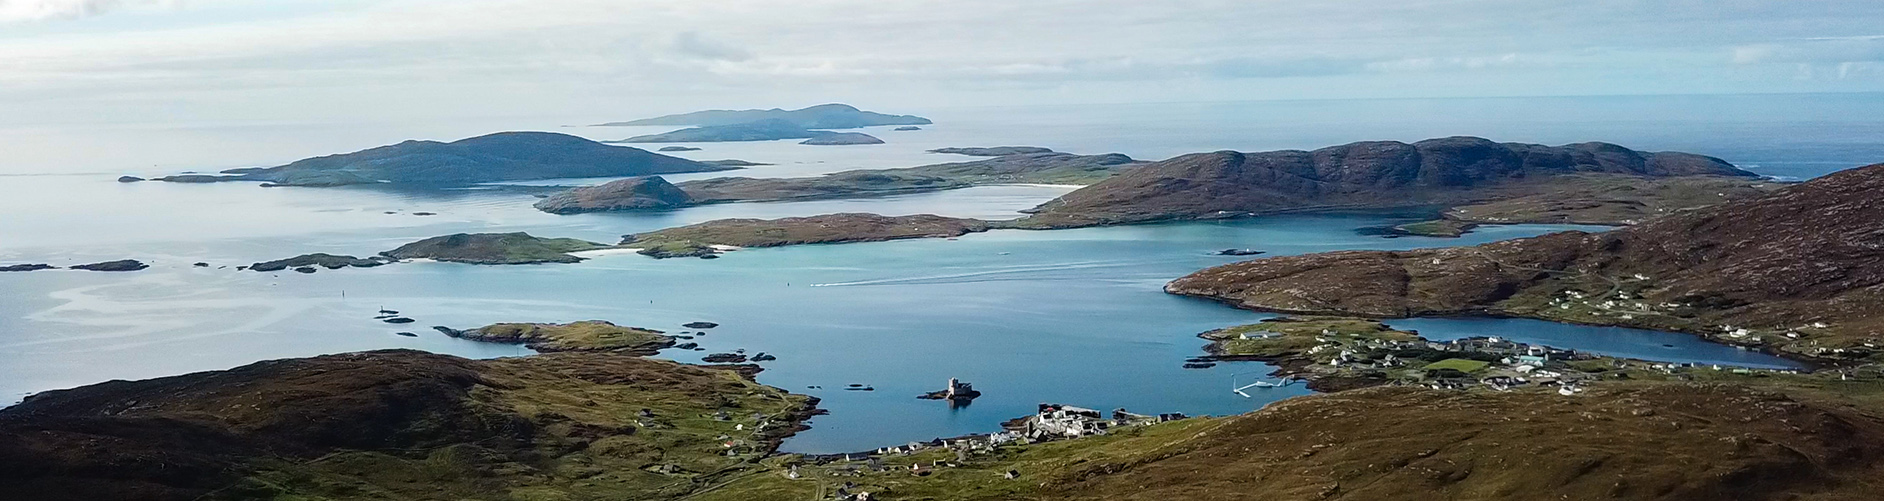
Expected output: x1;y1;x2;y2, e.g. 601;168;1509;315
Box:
1167;162;1884;362
799;132;884;145
380;232;609;264
147;132;735;187
533;151;1139;214
534;176;694;214
929;146;1054;157
595;103;929;129
623;213;994;258
527;137;1789;261
610;118;884;145
1019;137;1767;228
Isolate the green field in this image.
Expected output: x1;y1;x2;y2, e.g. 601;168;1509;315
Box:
1423;358;1491;373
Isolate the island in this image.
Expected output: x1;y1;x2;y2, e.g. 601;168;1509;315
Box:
1166;162;1884;361
612;119;882;145
622;213;993;258
594;103;930;129
533;176;695;214
69;259;148;272
658;146;702;152
928;146;1053;156
534;151;1139;214
149;132;735;187
381;232;610;264
0;263;55;272
798;132;884;145
248;253;391;272
433;321;675;354
1019;136;1766;228
0;348;818;501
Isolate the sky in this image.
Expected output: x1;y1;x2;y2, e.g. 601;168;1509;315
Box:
3;0;1884;126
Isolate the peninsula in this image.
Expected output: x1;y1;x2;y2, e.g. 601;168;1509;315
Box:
153;132;734;187
1166;163;1884;361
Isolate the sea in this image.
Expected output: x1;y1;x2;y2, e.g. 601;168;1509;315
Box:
2;93;1876;453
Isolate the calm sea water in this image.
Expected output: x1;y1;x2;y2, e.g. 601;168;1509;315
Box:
0;94;1862;452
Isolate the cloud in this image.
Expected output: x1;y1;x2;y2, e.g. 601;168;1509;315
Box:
3;0;1884;125
0;0;178;23
662;32;751;62
1733;37;1884;64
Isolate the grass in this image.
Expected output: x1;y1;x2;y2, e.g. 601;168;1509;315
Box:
1421;358;1491;373
234;354;815;501
1207;317;1420;357
383;232;609;264
697;418;1229;501
471;321;672;352
1393;219;1478;237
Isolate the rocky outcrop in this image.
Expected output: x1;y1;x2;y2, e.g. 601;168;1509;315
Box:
658;146;702;152
1022;137;1756;227
532;176;694;214
248;253;391;272
381;233;608;264
0;264;55;272
70;260;147;272
116;176;144;183
1167;163;1884;360
595;103;930;129
437;321;675;354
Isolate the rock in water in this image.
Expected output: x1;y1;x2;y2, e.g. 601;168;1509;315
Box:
533;176;695;214
683;322;719;329
116;176;145;183
70;260;148;272
0;264;55;272
658;146;703;152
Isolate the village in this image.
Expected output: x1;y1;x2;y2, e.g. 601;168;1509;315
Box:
1200;316;1810;396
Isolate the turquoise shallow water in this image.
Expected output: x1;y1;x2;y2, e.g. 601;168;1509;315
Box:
0;94;1861;452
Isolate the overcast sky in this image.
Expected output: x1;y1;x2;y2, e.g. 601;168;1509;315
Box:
4;0;1883;126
